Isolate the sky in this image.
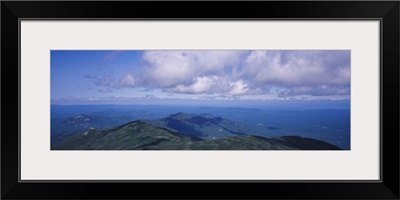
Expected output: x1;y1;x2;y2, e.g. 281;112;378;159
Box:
51;50;350;105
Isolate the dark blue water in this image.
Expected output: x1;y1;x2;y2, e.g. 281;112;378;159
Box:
51;100;350;149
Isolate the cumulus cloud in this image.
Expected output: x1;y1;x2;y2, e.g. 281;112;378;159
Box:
169;76;220;94
114;73;136;89
240;50;350;87
142;50;246;88
87;50;350;98
228;80;249;95
86;72;137;91
165;75;250;95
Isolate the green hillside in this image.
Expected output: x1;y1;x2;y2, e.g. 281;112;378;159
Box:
53;119;341;150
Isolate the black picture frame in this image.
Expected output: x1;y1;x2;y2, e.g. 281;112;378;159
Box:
1;1;399;199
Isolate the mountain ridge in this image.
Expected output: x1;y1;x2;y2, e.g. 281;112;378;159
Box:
53;113;341;150
144;112;251;139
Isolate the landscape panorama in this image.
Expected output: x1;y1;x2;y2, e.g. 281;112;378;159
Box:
51;50;350;150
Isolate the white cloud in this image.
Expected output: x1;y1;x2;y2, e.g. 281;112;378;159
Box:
170;76;219;94
142;51;198;87
239;51;351;86
142;50;246;88
114;73;136;88
168;76;250;95
87;50;351;98
228;80;249;95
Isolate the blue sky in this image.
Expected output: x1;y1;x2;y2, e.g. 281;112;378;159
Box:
51;50;350;104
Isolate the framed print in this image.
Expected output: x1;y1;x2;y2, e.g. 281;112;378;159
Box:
2;1;399;200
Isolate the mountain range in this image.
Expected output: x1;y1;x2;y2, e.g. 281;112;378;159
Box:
53;113;341;150
143;112;255;139
51;114;136;145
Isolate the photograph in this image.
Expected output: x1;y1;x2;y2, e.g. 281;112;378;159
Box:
3;0;398;199
51;50;351;150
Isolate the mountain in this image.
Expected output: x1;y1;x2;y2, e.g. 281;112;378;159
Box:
191;135;340;150
144;112;255;139
53;120;201;150
53;119;341;150
51;114;136;145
